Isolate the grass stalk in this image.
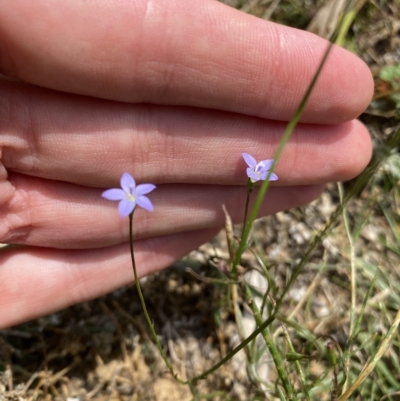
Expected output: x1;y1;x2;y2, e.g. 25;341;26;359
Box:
337;308;400;401
232;42;334;273
339;182;357;392
281;323;311;400
243;284;295;399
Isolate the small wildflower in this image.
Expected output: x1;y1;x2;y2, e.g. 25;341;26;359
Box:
242;153;278;183
102;172;156;217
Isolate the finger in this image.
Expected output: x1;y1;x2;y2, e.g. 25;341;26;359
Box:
0;0;373;123
0;228;218;329
0;173;324;248
0;82;372;190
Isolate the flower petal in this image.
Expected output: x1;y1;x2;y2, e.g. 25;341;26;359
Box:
118;199;135;217
260;171;278;181
135;183;156;196
258;159;273;171
137;196;154;212
242;153;256;169
246;167;256;180
101;188;126;201
247;168;259;182
120;172;135;193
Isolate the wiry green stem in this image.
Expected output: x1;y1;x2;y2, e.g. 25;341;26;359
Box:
128;212;183;382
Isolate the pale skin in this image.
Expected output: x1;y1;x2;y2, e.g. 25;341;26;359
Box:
0;0;373;328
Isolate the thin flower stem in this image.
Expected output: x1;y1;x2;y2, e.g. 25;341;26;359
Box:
128;212;183;383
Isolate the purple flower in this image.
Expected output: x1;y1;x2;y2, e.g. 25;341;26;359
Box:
242;153;278;183
102;172;156;217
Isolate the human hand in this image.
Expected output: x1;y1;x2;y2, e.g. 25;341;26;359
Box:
0;0;373;328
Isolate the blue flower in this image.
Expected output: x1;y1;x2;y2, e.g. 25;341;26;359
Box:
102;172;156;217
242;153;278;183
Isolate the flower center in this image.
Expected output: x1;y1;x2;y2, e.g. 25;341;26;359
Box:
126;193;136;202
